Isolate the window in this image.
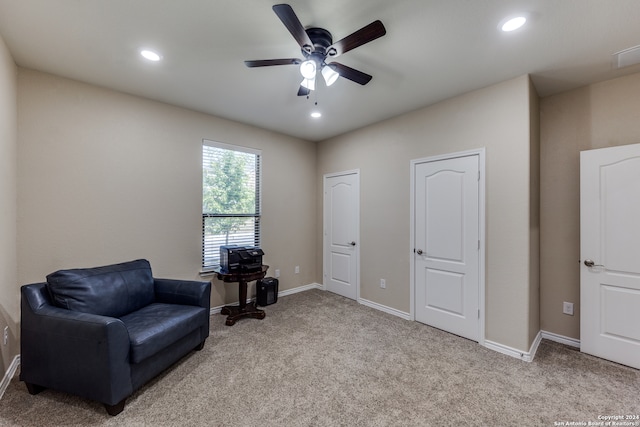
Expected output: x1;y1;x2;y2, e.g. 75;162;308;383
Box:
202;140;261;271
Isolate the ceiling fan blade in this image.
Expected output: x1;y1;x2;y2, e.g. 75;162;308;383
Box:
272;4;313;52
328;20;386;57
329;62;373;85
297;85;311;96
244;58;301;67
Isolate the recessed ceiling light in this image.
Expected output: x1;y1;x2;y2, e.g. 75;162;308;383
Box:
501;16;526;32
140;49;161;61
310;111;322;118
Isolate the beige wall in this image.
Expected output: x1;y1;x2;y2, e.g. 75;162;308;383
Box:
540;72;640;339
0;34;18;375
528;78;541;346
317;75;540;352
15;52;636;366
17;69;317;308
12;51;635;365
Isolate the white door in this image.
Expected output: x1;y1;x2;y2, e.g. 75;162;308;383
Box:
324;171;359;300
580;143;640;369
414;154;480;341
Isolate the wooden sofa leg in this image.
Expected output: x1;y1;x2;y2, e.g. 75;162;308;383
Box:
104;399;126;416
25;382;46;395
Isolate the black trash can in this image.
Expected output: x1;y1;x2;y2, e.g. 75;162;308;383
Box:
256;277;278;306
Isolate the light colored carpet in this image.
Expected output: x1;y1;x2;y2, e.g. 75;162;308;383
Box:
1;289;639;426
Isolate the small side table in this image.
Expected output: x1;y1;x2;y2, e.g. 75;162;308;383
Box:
214;265;268;326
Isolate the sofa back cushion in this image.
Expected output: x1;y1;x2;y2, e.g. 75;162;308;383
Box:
46;259;155;318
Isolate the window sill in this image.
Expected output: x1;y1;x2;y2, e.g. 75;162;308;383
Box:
199;270;217;278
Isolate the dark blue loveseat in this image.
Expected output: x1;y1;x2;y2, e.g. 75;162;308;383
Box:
20;259;211;415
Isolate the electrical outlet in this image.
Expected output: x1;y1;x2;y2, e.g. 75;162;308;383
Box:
563;302;574;316
380;279;386;289
275;269;280;278
3;326;8;346
295;266;300;274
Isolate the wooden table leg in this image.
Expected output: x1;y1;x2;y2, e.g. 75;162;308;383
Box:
221;278;265;326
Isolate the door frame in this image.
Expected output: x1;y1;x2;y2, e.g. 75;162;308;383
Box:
409;148;486;345
322;169;361;301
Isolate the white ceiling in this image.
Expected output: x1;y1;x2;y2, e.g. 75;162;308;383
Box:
1;0;640;141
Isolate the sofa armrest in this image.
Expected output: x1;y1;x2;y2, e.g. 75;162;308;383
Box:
20;283;132;406
154;278;211;309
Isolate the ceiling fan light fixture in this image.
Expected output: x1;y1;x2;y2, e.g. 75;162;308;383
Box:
300;60;317;79
247;4;386;95
301;77;316;91
322;65;339;86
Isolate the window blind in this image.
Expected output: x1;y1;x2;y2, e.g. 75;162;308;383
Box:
202;140;261;271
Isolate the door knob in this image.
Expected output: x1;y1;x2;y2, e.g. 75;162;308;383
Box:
349;241;356;246
416;249;423;255
584;259;604;268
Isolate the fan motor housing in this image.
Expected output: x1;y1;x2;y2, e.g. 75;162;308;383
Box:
303;27;334;57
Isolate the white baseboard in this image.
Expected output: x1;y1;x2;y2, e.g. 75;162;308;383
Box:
484;329;581;362
279;282;323;298
210;282;323;315
484;330;542;363
541;330;580;348
358;298;411;321
0;355;20;400
528;330;543;361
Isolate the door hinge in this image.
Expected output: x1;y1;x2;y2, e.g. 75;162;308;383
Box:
478;171;480;181
478;240;480;250
478;309;480;319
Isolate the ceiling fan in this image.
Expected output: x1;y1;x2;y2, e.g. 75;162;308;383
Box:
244;4;386;96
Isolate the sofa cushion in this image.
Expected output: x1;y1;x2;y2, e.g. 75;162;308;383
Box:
46;259;155;318
120;303;208;364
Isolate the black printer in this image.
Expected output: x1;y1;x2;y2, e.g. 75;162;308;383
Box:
238;247;264;272
220;245;264;273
